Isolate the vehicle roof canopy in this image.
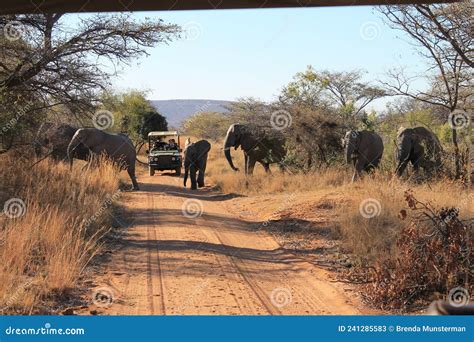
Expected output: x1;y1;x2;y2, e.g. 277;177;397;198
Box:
1;1;445;14
148;131;179;137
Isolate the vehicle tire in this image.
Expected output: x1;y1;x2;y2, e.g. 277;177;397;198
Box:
149;167;155;176
175;166;181;176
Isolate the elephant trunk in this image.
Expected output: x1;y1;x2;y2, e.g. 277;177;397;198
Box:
223;132;239;171
224;147;238;171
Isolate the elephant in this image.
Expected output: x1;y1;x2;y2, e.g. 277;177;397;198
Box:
183;139;211;190
343;130;384;182
67;128;139;190
395;127;443;178
34;122;90;162
223;123;286;175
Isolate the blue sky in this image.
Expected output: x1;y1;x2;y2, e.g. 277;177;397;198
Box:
77;6;427;111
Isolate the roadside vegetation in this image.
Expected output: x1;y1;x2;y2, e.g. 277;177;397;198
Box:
206;146;473;311
0;13;179;313
0;155;120;314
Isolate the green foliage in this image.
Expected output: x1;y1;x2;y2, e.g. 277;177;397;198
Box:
181;111;233;141
100;90;168;141
280;66;385;128
135;111;168;140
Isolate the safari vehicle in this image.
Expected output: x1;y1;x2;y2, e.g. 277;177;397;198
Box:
146;131;182;176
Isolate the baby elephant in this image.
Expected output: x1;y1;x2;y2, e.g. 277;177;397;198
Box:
343;130;384;182
183;140;211;190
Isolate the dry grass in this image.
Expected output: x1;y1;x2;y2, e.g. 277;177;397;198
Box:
0;154;120;314
206;143;473;266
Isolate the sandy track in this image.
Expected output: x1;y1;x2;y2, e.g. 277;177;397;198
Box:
82;172;364;315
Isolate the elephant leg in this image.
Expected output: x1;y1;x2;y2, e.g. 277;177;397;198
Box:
396;158;410;177
278;162;285;173
411;157;422;178
197;156;207;188
127;166;139;191
244;154;249;175
352;160;363;182
247;157;257;175
190;165;198;190
183;160;190;187
262;162;271;174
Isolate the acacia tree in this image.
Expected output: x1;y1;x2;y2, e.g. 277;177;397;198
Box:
279;66;385;127
379;3;473;179
0;13;180;149
411;3;473;68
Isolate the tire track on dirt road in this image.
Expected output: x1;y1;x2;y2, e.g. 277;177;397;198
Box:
147;193;166;315
80;171;367;315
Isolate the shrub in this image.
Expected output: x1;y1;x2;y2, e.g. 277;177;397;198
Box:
364;191;473;309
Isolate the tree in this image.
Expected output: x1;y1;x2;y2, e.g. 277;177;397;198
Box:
279;66;327;110
181;111;232;141
100;90;168;142
379;3;473;179
408;3;473;68
136;111;168;140
280;66;385;127
0;13;179;143
283;106;342;170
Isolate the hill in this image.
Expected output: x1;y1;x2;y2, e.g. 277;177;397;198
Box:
150;99;232;128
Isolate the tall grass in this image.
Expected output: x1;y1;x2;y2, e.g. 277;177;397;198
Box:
0;154;120;314
206;142;473;266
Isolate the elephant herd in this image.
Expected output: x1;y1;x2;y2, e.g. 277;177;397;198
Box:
34;122;444;191
34;122;213;191
223;123;444;182
342;126;443;182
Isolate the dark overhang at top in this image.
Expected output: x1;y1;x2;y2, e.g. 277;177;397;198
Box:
0;0;460;15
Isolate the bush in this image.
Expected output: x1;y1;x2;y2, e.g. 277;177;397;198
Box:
364;191;473;309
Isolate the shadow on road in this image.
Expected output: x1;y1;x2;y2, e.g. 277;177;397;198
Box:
138;178;243;202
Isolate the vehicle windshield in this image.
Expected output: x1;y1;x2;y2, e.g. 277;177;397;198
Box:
150;137;179;152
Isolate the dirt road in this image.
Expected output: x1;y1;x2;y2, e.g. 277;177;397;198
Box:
83;172;366;315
